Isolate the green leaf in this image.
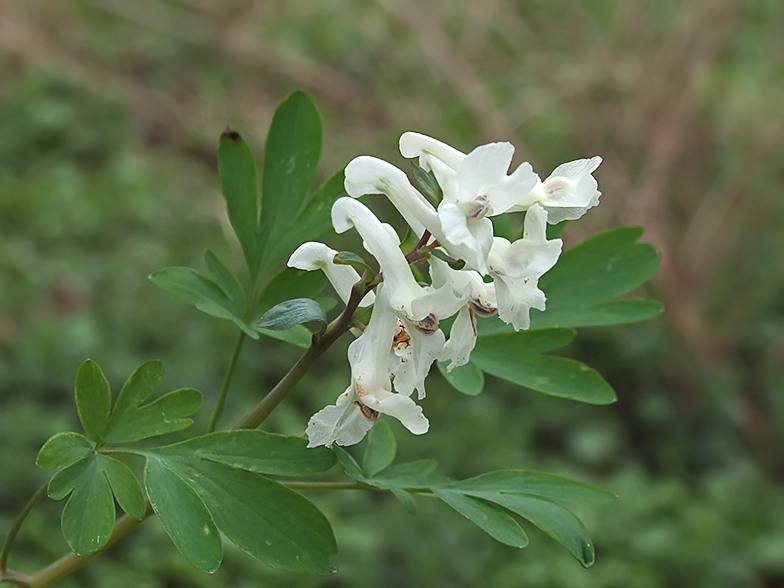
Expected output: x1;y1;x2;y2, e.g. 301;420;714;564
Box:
332;446;363;478
537;298;663;328
75;359;111;443
364;460;449;490
411;162;442;205
255;266;327;321
434;489;529;548
104;388;203;444
333;251;374;276
428;248;465;269
473;327;575;352
263;170;349;275
444;470;617;505
484;493;596;568
258;91;323;274
105;360;163;432
36;432;93;469
144;456;222;573
474;353;616;405
204;249;246;312
258;298;327;333
97;454;146;519
48;455;116;556
438;360;485;396
390;487;417;515
218;128;259;275
149;266;256;337
144;452;338;575
259;325;313;349
148;430;336;477
362;420;396;477
532;227;660;328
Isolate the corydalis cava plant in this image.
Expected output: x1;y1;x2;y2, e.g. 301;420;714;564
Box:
7;91;660;587
292;132;602;447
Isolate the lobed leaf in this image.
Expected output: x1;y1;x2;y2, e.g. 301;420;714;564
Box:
97;454;146;520
257;298;327;333
36;432;93;469
255;267;327;321
332;445;363;478
74;359;111;443
475;354;616;405
148;430;336;477
444;470;617;505
434;489;529;548
149;266;258;338
258;90;323;275
105;360;163;433
258;325;313;349
485;493;596;568
531;226;661;329
46;450;148;553
143;451;338;575
437;360;485;396
390;487;417;515
204;249;246;312
144;456;222;573
411;162;442;205
264;170;349;274
218;128;259;275
362;420;397;477
104;388;203;444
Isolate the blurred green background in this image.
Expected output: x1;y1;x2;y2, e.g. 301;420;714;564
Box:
2;0;783;586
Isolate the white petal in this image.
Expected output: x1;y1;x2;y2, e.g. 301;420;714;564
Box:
391;322;445;399
332;198;427;319
361;392;430;435
438;201;474;248
422;155;460;203
441;305;477;372
306;388;375;447
344;156;437;237
514;156;602;222
458;142;515;201
399;132;466;172
288;242;375;307
493;276;546;331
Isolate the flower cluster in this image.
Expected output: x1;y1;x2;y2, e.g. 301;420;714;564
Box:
290;133;602;447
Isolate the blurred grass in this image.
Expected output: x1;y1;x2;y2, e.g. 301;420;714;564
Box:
2;0;784;586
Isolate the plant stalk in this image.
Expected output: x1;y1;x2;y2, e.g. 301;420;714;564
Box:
207;330;247;433
23;278;371;587
27;503;154;588
0;482;48;574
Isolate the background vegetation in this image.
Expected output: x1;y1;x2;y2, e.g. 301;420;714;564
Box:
1;0;783;586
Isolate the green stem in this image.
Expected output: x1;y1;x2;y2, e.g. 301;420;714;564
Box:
207;331;247;433
233;341;322;430
0;482;48;574
27;503;154;588
23;279;370;587
234;279;366;430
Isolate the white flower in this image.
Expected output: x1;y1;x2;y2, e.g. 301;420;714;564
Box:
331;197;465;399
487;204;562;331
427;257;497;371
288;242;375;307
306;285;429;447
512;157;602;223
344;156;491;274
400;132;539;217
400;133;540;274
